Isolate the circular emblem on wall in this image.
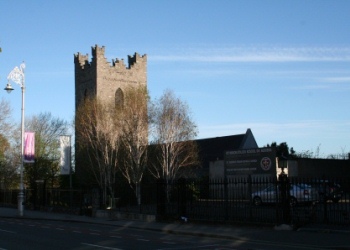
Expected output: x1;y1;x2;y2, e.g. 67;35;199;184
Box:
260;157;271;171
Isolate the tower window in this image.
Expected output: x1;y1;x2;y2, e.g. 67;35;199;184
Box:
84;89;88;100
115;88;124;109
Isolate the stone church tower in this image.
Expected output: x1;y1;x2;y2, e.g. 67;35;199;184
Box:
74;45;147;110
74;45;147;185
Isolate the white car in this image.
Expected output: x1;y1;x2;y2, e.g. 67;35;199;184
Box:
252;183;317;206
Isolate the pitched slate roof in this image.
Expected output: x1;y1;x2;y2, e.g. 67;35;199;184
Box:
196;134;245;163
195;129;258;172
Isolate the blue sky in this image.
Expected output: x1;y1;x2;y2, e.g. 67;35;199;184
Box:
1;1;349;157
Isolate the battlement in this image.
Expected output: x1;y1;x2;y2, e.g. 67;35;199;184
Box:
74;45;146;71
112;58;126;69
92;45;105;59
128;53;147;69
74;52;90;68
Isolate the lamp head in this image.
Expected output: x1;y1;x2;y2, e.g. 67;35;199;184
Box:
4;82;14;93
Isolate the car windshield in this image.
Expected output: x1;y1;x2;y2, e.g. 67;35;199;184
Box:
265;185;276;192
294;184;311;189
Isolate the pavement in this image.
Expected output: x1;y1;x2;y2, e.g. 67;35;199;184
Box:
1;206;350;247
0;206;273;239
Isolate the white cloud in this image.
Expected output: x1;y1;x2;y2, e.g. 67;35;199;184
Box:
320;77;350;83
150;46;350;63
288;84;332;90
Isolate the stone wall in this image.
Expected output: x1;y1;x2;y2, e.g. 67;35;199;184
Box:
74;45;147;109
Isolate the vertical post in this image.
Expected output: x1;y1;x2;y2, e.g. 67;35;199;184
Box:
322;176;328;223
179;178;187;220
69;135;72;207
248;175;253;219
69;135;72;189
18;71;25;217
279;170;290;224
4;63;26;217
224;177;229;221
156;178;166;221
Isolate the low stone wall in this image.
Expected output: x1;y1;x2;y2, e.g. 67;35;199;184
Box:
95;209;156;222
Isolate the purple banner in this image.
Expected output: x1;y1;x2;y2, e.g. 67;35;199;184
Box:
24;132;35;163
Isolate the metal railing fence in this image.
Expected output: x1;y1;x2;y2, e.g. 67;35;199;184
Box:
1;176;349;227
156;176;350;227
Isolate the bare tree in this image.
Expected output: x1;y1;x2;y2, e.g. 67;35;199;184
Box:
119;86;149;206
0;98;18;188
0;134;18;189
149;90;199;187
0;98;13;136
0;134;10;161
25;112;69;189
75;96;121;207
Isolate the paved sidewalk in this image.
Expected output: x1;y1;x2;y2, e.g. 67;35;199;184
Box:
0;206;272;240
1;206;350;248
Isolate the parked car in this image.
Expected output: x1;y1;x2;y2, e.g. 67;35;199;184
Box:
313;180;343;203
252;183;318;206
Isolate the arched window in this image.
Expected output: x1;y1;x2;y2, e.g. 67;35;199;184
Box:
84;89;88;100
115;88;124;109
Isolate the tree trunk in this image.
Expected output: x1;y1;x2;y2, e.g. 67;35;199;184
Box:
135;182;141;206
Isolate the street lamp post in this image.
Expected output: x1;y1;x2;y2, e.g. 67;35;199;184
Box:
4;62;26;217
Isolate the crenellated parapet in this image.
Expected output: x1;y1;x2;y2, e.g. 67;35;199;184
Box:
75;45;147;72
91;45;105;60
128;53;147;69
74;52;90;69
112;58;127;70
74;44;147;109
